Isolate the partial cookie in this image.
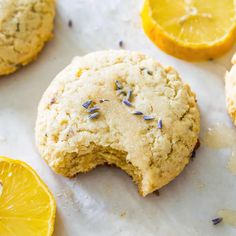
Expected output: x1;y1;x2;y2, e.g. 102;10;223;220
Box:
0;0;55;76
226;54;236;124
35;50;200;196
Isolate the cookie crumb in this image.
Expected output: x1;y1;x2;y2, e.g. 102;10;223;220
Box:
120;211;126;218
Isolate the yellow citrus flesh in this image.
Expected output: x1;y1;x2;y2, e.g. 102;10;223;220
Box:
0;157;56;236
141;0;236;61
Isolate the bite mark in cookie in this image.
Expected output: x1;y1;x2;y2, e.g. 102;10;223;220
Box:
35;50;200;196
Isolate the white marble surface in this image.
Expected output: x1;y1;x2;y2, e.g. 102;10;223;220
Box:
0;0;236;235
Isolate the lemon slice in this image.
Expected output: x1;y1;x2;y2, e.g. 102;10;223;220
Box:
141;0;236;61
0;157;56;236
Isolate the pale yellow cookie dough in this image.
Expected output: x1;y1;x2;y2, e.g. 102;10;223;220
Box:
0;0;55;75
35;50;200;196
226;54;236;125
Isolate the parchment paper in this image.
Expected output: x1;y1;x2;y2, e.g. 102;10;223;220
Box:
0;0;235;235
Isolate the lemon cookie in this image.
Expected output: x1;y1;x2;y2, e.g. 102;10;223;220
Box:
35;50;200;196
0;0;55;76
225;54;236;124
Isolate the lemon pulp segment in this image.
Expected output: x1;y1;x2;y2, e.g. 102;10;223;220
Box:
0;157;56;236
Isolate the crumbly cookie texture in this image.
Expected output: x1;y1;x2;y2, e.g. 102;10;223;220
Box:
226;54;236;125
0;0;55;76
35;50;200;196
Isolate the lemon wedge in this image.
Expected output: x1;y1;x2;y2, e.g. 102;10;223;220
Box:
141;0;236;61
0;157;56;236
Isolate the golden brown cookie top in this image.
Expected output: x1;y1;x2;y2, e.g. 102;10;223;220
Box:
36;50;200;196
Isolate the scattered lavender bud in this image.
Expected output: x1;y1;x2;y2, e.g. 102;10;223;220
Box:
88;106;100;113
143;116;155;121
132;111;143;115
115;80;123;90
82;100;92;109
212;217;223;225
99;99;109;103
119;40;124;48
88;112;100;119
123;99;132;107
157;119;163;129
126;89;132;101
50;97;56;105
68;20;72;28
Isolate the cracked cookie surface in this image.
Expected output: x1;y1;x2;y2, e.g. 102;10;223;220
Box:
0;0;55;75
35;50;200;196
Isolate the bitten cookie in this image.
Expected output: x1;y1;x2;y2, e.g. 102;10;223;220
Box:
0;0;55;76
35;50;200;196
226;54;236;125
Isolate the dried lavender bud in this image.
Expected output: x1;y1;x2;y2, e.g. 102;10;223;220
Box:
99;99;109;103
88;106;100;113
126;89;132;101
50;98;56;105
123;100;132;107
143;116;154;121
132;111;143;115
82;100;92;109
68;20;72;27
212;217;223;225
119;40;124;48
115;80;123;90
157;119;163;129
88;112;99;119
